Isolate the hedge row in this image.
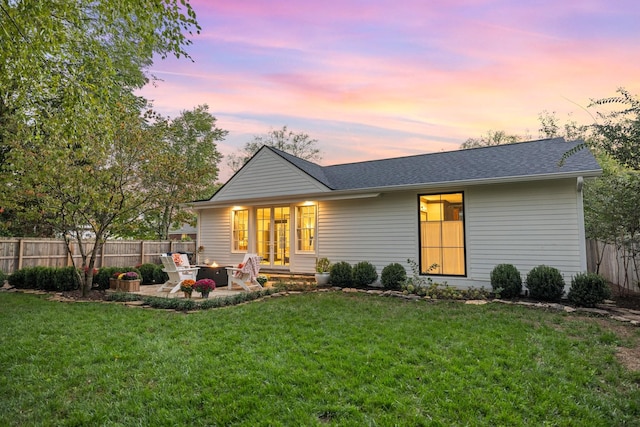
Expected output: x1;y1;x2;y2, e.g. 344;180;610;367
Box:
7;263;168;292
490;264;611;307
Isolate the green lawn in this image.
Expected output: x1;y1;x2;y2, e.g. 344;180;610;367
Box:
1;292;638;426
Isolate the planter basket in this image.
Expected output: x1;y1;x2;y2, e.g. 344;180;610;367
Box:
117;279;140;292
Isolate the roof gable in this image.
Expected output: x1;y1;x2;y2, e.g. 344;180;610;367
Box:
209;147;331;202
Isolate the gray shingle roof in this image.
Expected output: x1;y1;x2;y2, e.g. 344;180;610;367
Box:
269;138;601;190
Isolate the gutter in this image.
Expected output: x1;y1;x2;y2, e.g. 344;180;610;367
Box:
188;168;603;209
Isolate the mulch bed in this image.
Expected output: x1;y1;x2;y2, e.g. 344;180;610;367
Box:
608;284;640;310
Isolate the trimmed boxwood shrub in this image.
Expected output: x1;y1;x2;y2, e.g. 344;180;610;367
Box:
153;264;169;284
329;261;353;287
352;261;378;288
35;266;56;291
137;263;158;284
490;264;522;298
568;273;611;307
381;263;407;290
93;267;123;290
526;265;565;301
8;268;28;288
55;266;80;291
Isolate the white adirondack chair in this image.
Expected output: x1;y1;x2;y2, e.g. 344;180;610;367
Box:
158;254;199;294
226;253;263;291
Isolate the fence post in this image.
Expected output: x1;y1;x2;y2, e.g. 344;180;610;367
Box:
17;238;24;270
140;240;145;265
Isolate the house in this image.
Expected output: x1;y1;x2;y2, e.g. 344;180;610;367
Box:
191;137;601;289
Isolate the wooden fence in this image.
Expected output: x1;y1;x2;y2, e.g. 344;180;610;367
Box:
0;238;196;275
586;239;639;293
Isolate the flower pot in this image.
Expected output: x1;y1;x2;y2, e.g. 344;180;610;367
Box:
201;291;210;299
183;291;192;299
315;273;330;286
109;278;118;290
118;279;140;292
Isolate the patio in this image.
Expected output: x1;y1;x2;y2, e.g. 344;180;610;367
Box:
129;283;248;299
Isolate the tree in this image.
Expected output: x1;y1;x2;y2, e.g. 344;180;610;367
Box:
0;0;201;295
117;105;227;240
589;88;640;171
227;126;322;172
459;130;524;149
538;110;587;140
583;161;640;295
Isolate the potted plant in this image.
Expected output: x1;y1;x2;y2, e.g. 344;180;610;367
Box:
109;271;123;290
117;271;140;292
256;275;268;287
315;257;331;286
180;279;195;298
193;278;216;298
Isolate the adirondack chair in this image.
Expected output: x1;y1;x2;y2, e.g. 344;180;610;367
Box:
226;253;263;291
158;254;199;294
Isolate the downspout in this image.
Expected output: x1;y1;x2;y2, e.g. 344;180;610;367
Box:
576;176;587;272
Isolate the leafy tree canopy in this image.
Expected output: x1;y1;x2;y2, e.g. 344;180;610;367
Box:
227;125;322;172
116;105;227;240
459;130;525;150
0;0;202;294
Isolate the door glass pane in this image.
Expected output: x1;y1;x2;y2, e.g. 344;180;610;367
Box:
273;207;290;266
256;208;270;264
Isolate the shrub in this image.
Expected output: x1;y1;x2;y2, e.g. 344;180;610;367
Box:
526;265;565;301
55;267;80;291
0;269;6;286
352;261;378;287
153;264;168;284
490;264;522;298
93;267;122;290
137;263;158;284
35;266;56;291
24;266;43;289
568;273;611;307
8;268;28;288
329;261;353;287
381;263;407;290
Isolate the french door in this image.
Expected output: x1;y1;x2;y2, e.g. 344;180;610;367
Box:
256;207;290;268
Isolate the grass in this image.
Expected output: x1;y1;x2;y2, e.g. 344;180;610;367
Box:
1;292;639;426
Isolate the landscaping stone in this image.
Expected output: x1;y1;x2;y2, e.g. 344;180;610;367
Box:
465;300;488;305
576;307;610;316
124;301;145;306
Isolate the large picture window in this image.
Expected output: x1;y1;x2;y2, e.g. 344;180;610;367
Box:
296;205;316;252
419;192;465;275
232;209;248;252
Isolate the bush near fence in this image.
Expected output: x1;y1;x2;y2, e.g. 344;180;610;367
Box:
0;239;195;276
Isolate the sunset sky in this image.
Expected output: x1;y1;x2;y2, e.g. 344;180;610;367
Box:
139;0;640;181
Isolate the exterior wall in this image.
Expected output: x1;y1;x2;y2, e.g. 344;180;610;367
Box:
197;208;236;267
317;192;417;274
198;178;586;290
458;178;584;290
212;150;329;202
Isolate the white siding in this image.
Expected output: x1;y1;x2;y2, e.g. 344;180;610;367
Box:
212;150;329;202
317;192;418;278
197;208;247;267
198;178;587;290
464;179;583;289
